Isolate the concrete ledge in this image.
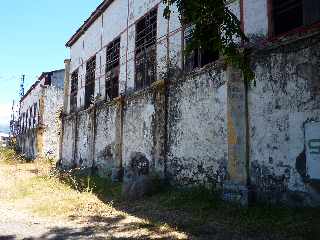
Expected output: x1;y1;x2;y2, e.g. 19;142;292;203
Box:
222;181;253;206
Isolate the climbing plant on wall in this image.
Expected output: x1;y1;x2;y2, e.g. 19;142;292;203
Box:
163;0;254;82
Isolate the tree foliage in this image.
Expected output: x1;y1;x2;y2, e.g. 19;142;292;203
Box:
163;0;254;81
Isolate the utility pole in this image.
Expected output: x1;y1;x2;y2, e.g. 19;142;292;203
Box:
20;74;25;98
10;100;16;138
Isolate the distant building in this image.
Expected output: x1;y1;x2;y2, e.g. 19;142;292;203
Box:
0;133;9;147
16;69;65;160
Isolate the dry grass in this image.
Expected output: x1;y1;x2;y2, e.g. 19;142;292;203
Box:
0;148;188;239
1;147;320;240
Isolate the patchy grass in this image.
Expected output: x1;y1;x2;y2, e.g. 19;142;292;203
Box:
0;148;319;239
0;148;187;239
148;187;320;239
0;147;26;164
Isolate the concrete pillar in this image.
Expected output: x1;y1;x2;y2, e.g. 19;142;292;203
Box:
223;66;250;205
58;59;70;162
63;59;71;114
112;96;125;182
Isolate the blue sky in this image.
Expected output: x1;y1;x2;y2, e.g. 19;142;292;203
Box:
0;0;102;131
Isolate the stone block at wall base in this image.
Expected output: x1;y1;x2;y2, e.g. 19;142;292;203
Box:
111;167;123;182
222;181;253;206
122;175;154;200
255;190;320;207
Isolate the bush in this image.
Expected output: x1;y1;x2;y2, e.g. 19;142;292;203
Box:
51;167;122;199
0;147;26;164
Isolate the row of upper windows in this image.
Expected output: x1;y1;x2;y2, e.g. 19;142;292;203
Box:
18;103;39;133
69;7;217;112
271;0;320;37
69;0;320;112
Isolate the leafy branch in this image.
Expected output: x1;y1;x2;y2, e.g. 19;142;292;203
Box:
163;0;254;82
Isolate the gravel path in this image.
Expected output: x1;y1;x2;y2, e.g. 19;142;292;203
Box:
0;163;98;240
0;163;188;240
0;202;96;240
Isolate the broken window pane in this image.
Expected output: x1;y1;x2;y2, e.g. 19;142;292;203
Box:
106;37;120;100
135;8;157;90
85;57;96;108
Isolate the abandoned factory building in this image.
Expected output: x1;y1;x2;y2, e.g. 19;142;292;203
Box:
17;69;65;160
60;0;320;205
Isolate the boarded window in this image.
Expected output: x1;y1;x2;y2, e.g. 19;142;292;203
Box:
272;0;320;36
135;8;157;90
184;25;219;72
70;70;78;113
85;57;96;108
106;37;120;100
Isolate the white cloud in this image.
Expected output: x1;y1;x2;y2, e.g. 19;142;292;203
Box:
0;103;12;126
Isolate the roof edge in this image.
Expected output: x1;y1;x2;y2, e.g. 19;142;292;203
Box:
20;69;65;103
66;0;114;48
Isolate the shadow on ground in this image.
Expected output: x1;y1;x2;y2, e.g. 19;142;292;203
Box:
1;214;187;240
0;236;16;240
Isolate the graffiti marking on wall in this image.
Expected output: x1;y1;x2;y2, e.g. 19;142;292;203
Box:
305;122;320;180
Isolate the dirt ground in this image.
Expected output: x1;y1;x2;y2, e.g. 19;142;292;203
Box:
0;162;188;240
0;156;318;240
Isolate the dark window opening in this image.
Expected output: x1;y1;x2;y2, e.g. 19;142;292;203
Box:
21;114;24;133
184;25;219;72
70;70;78;113
135;8;157;90
44;73;52;86
85;57;96;108
106;37;120;100
25;112;28;131
273;0;303;35
272;0;320;36
29;108;32;129
33;104;37;127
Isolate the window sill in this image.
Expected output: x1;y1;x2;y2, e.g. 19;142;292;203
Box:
184;59;226;78
268;21;320;43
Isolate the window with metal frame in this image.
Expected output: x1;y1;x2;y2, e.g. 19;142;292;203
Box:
21;114;24;133
70;70;78;112
85;57;96;108
184;25;219;72
106;37;120;100
33;103;37;127
272;0;320;36
135;8;157;90
29;108;32;129
18;117;21;134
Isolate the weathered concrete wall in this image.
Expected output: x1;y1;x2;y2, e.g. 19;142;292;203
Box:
61;0;320;206
17;129;37;159
123;84;166;176
67;0;182;114
243;0;268;37
167;67;228;186
18;70;64;161
61;116;75;168
94;101;119;177
42;87;64;159
75;110;94;168
249;34;320;205
51;70;65;89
